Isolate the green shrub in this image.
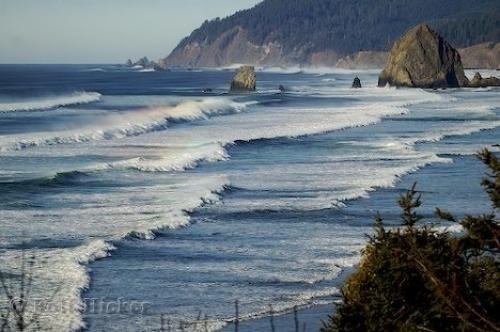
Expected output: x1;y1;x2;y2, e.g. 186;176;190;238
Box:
322;149;500;332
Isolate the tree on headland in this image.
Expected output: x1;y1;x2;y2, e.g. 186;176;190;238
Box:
322;149;499;332
176;0;500;57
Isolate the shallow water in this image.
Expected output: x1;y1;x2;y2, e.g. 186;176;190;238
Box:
0;65;498;331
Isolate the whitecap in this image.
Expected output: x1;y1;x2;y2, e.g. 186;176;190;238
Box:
0;98;257;151
0;92;102;112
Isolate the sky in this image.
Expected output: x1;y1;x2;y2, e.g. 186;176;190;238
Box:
0;0;261;64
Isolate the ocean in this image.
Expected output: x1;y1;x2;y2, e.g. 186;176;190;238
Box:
0;64;498;331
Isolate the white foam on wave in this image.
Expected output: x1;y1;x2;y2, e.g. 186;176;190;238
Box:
105;143;229;172
200;92;499;220
193;286;340;332
214;64;303;74
220;153;452;212
302;66;381;75
0;92;102;112
217;104;498;213
0;95;242;331
216;63;247;71
63;88;440;180
218;286;341;330
409;121;500;145
82;68;105;72
0;98;254;151
0;173;230;331
471;86;494;92
241;88;445;140
257;66;381;76
465;69;500;80
158;88;500;329
0;174;231;242
259;66;303;74
0;240;115;331
260;254;362;286
215;65;380;76
288;82;452;100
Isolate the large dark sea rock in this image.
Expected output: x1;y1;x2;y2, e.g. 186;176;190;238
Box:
378;24;469;88
230;65;256;92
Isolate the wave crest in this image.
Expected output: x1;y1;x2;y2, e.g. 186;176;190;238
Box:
0;92;102;112
106;143;229;172
0;98;256;151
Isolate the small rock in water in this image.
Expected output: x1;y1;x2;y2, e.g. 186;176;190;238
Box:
230;65;256;92
472;72;483;83
352;77;362;88
468;72;500;87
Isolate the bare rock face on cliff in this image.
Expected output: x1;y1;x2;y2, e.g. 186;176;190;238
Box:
459;42;500;70
378;24;469;88
230;66;256;92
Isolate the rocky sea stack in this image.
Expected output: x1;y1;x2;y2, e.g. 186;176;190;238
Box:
468;72;500;88
230;65;256;92
378;24;468;88
125;57;164;70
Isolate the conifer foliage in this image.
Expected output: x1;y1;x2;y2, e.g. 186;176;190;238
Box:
176;0;500;56
322;149;500;332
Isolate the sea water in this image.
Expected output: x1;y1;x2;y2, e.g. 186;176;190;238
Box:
0;65;498;331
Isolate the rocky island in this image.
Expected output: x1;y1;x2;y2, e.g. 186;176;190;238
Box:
378;24;500;88
125;57;164;70
378;24;468;88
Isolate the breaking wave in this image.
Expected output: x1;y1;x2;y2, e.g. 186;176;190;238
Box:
0;98;256;151
0;92;102;112
105;143;229;172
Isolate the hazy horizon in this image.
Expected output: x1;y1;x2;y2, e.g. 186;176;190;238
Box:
0;0;260;64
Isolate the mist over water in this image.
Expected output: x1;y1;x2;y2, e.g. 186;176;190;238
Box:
0;65;498;331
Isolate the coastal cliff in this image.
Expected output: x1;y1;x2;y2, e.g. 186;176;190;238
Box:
162;0;500;68
328;44;500;70
459;42;500;69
